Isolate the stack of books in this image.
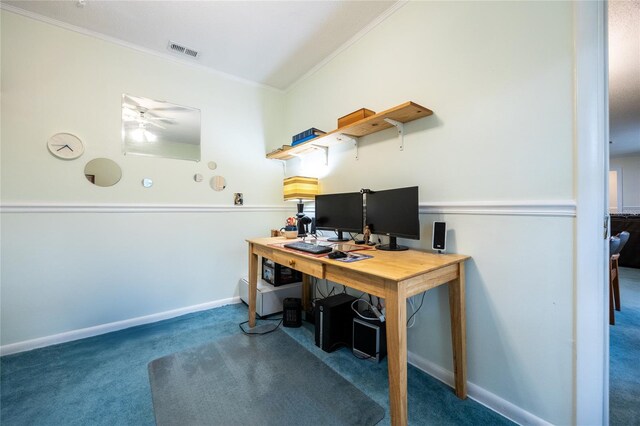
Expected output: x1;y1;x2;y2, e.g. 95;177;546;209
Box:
292;128;326;146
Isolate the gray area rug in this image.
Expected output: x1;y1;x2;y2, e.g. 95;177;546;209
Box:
148;328;385;425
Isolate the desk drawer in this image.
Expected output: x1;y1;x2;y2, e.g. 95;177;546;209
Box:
272;251;324;279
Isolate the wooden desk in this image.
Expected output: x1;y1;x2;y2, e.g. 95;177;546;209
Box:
246;237;470;426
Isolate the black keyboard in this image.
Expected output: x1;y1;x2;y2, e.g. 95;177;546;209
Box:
284;241;332;255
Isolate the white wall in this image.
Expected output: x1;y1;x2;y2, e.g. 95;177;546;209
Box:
610;155;640;212
0;11;288;346
0;3;596;423
283;2;575;424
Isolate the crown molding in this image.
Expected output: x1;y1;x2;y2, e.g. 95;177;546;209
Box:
285;1;408;92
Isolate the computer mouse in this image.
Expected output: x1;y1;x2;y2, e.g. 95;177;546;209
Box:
328;251;347;259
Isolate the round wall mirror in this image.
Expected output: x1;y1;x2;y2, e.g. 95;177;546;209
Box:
84;158;122;187
210;175;226;191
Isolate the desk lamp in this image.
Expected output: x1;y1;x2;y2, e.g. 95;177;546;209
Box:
283;176;318;237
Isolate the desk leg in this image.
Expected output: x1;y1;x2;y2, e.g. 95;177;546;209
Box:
248;243;258;328
449;263;467;398
385;280;408;426
302;274;311;312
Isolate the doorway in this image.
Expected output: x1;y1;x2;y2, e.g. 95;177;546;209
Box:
607;0;640;424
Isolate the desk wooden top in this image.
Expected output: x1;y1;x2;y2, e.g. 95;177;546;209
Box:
247;237;469;282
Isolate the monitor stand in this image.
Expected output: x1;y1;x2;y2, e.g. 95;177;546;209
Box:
376;236;408;251
327;230;349;242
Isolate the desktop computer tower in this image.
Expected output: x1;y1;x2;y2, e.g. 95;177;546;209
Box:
314;293;356;352
352;317;387;362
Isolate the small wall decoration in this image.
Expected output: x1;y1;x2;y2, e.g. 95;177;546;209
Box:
84;158;122;187
207;161;217;170
194;173;203;182
47;133;85;160
210;175;226;191
142;178;153;188
234;193;243;206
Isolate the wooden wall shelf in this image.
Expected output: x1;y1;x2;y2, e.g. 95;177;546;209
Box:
266;101;433;161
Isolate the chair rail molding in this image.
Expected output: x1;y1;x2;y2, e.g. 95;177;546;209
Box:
0;203;292;213
420;200;576;217
1;200;576;217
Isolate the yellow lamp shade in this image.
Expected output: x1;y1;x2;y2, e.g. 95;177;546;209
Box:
283;176;318;201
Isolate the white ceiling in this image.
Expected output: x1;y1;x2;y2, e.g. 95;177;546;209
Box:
2;0;397;91
3;0;638;156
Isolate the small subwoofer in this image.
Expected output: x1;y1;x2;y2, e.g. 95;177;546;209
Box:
283;298;302;328
352;317;386;362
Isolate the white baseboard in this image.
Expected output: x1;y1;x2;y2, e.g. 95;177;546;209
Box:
0;297;241;356
407;351;551;426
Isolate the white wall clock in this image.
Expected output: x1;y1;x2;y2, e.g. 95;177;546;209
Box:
47;133;85;160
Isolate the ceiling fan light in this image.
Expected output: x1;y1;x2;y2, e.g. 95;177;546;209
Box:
145;130;157;142
131;128;145;142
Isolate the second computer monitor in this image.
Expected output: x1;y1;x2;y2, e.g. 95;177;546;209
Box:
315;192;363;242
365;186;419;251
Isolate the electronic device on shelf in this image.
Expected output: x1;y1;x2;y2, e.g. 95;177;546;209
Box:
314;192;364;242
283;241;333;254
262;258;301;286
365;186;419;251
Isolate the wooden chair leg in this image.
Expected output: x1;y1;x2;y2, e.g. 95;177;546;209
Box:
612;257;621;311
610;278;616;325
609;257;615;325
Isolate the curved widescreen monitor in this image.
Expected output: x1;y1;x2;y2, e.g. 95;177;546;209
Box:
315;192;363;242
365;186;419;251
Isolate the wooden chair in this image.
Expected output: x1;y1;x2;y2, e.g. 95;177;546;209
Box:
609;231;630;325
610;236;620;325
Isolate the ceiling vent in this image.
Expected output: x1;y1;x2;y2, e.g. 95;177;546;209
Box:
167;41;199;59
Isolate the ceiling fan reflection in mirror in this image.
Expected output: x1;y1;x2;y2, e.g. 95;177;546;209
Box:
123;106;165;142
121;94;201;162
122;107;168;128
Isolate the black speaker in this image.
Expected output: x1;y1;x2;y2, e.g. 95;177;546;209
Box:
283;298;302;328
432;221;447;252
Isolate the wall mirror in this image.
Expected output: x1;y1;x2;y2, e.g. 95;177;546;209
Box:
122;94;201;162
84;158;122;187
210;175;226;191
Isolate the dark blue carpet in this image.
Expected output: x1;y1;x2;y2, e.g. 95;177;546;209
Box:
1;303;512;425
610;267;640;426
